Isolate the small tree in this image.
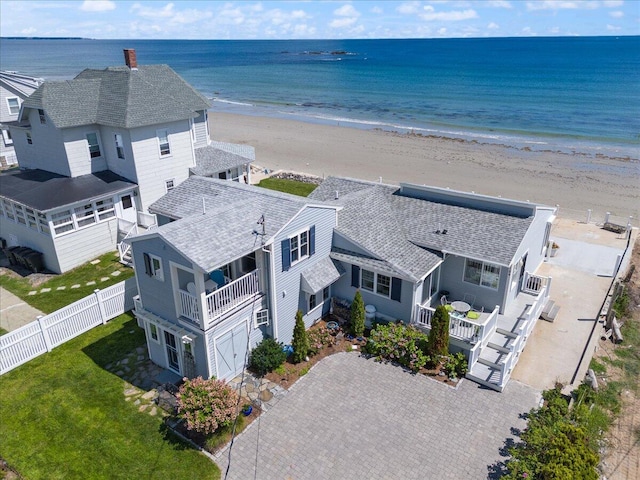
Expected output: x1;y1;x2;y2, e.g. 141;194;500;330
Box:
427;305;450;358
176;376;238;435
291;310;309;363
350;290;365;337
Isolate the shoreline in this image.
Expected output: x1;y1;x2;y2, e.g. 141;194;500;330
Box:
209;111;639;226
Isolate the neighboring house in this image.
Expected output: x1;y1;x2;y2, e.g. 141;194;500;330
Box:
0;71;44;167
129;176;340;381
0;50;253;273
130;175;556;391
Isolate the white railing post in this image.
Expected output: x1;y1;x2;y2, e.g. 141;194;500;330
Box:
586;209;592;224
95;289;108;324
37;315;53;352
605;212;610;224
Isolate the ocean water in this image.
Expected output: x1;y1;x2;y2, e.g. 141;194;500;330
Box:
1;37;638;159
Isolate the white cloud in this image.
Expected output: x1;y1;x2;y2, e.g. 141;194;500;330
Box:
606;23;621;31
609;10;624;18
131;3;175;18
371;6;383;15
526;1;598;11
486;1;512;8
603;0;623;6
334;4;360;18
80;0;115;12
437;27;447;35
420;6;478;21
330;17;357;28
330;3;360;29
487;22;499;30
21;27;37;35
397;2;421;15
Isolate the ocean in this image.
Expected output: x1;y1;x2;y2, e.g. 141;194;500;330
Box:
1;36;638;159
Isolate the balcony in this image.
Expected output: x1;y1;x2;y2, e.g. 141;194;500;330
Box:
177;269;261;329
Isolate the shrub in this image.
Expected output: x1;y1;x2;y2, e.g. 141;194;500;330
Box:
291;310;310;363
443;352;468;379
176;377;238;435
308;327;333;356
427;305;450;357
249;338;287;376
365;322;429;372
350;290;365;337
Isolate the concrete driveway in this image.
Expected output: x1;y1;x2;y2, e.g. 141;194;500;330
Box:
216;353;539;480
0;286;44;332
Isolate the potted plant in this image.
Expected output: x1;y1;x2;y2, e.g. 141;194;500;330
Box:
550;241;560;257
241;403;253;416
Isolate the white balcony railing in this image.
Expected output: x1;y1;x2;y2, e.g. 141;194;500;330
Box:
414;304;499;344
177;270;261;328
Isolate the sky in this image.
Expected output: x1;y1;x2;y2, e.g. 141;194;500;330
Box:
0;0;638;40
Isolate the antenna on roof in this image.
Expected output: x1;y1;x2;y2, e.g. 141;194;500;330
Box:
253;215;266;245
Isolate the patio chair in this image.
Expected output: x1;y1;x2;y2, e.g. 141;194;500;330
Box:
466;306;484;320
440;295;449;306
463;293;476;309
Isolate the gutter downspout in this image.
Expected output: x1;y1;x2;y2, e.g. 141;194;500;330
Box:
263;243;278;340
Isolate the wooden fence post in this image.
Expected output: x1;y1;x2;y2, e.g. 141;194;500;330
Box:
95;289;108;324
37;315;53;352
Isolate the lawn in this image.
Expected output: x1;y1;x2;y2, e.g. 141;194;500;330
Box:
257;177;317;197
0;251;134;313
0;313;220;480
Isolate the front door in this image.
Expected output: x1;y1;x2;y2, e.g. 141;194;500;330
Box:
164;331;180;373
215;322;249;380
119;194;137;224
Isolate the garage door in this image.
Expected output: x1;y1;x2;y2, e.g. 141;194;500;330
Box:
215;322;249;381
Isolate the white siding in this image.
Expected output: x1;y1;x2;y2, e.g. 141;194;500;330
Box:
62;126;108;176
129;120;195;212
0;216;60;272
13;109;69;176
52;218;119;272
102;127;137;182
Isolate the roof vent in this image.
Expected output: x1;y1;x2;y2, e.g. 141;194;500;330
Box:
335;190;339;200
123;49;138;70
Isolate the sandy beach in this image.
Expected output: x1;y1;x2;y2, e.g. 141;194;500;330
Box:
211;112;639;225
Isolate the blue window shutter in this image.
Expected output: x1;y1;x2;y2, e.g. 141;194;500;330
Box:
351;265;360;288
281;239;291;271
391;277;402;302
143;253;152;276
309;225;315;256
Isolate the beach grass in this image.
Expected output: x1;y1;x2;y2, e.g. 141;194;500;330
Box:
0;313;220;480
0;251;133;314
257;177;317;197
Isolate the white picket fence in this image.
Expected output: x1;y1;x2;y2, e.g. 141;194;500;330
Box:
0;277;138;375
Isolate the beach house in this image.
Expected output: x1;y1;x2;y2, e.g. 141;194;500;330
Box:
0;50;253;273
0;70;44;168
130;175;556;391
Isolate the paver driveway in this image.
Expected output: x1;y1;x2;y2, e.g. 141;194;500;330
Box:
216;353;540;479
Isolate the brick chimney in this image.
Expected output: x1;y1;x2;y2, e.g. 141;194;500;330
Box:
123;49;137;70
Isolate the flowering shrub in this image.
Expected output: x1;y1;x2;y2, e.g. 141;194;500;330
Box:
307;327;333;356
363;322;429;372
176;377;238;435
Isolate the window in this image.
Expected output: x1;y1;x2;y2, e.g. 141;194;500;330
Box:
165;179;175;192
158;129;170;156
309;293;317;311
149;323;159;342
3;200;14;220
51;210;74;235
121;195;133;209
376;274;391;297
6;97;19;115
26;132;32;145
2;129;12;146
96;199;115;220
75;204;96;227
323;286;330;302
541;222;551;254
353;266;401;301
114;134;125;159
38;109;46;124
143;253;164;281
25;208;37;230
86;133;101;158
37;212;50;235
463;259;501;290
361;269;374;292
13;205;26;225
281;226;315;271
255;309;269;327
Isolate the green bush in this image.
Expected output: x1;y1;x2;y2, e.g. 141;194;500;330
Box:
443;352;468;379
291;310;309;363
364;322;429;372
248;338;287;376
350;290;365;337
427;305;450;357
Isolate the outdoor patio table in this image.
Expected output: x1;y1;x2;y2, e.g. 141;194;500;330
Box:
450;301;471;314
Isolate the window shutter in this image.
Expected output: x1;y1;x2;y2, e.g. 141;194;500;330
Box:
281;239;291;271
391;277;402;302
309;225;315;256
351;265;360;288
143;253;152;276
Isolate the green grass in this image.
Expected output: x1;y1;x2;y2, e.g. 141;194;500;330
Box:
0;251;133;313
0;327;8;336
257;177;317;197
0;313;219;480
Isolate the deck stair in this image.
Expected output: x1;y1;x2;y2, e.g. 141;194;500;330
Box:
540;299;560;322
467;329;521;392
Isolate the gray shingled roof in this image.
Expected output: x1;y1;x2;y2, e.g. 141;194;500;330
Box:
309;176;536;277
330;248;409;278
210;141;255;161
0;70;44;98
0;169;135;212
22;65;210;129
300;257;345;293
142;177;328;272
190;145;252;177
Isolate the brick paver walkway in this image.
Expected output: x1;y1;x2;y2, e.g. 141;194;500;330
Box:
216;352;540;479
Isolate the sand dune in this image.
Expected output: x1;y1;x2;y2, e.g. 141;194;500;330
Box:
211;112;639;225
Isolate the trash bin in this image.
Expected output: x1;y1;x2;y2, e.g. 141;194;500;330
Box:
24;250;44;273
365;305;376;327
